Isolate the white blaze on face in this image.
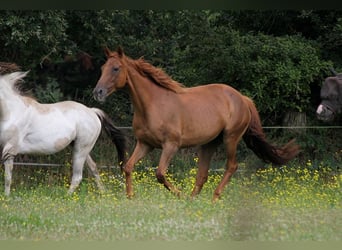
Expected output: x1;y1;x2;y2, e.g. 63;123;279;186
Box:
316;104;324;115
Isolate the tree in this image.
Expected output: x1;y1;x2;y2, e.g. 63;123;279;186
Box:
174;19;331;123
0;10;338;126
0;10;68;69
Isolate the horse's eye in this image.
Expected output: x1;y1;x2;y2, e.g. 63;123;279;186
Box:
112;67;119;73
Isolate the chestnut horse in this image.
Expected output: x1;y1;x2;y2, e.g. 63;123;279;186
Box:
93;47;300;201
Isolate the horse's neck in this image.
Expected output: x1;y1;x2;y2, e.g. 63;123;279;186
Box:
126;66;164;113
0;92;28;121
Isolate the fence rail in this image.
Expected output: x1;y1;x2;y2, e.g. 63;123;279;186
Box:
120;126;342;130
262;126;342;129
13;162;63;167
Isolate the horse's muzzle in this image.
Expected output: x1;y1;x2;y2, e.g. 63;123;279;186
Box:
316;104;335;122
93;87;107;103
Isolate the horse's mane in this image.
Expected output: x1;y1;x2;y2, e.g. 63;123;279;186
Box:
1;71;34;100
128;57;185;93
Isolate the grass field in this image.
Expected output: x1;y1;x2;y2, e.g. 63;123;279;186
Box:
0;157;341;241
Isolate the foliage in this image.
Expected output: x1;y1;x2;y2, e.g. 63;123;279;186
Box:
321;16;342;67
176;28;331;121
64;10;118;55
0;10;340;124
0;10;69;69
34;77;64;103
0;10;341;156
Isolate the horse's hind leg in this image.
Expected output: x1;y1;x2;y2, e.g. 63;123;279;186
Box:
3;157;14;196
86;155;105;192
68;149;88;195
191;140;219;198
213;135;240;202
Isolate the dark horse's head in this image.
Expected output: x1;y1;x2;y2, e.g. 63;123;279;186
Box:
93;47;128;103
316;70;342;122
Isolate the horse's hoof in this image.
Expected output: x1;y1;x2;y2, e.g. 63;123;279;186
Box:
126;193;134;199
212;194;220;203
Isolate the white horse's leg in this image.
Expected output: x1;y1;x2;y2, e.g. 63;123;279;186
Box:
86;155;105;192
68;115;101;194
68;151;87;195
4;157;14;196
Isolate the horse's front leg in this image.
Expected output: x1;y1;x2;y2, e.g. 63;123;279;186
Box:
156;142;180;196
123;141;152;198
4;157;14;196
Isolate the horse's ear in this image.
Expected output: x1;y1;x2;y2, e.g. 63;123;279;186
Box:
117;46;124;58
104;46;112;58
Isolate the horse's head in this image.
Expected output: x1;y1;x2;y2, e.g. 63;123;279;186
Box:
93;47;128;102
316;75;342;122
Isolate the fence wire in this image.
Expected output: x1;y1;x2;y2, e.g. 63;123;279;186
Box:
10;125;341;168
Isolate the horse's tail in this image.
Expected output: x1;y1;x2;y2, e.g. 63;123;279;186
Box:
242;97;300;165
93;108;128;168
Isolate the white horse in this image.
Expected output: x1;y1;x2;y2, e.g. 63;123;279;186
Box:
0;71;127;195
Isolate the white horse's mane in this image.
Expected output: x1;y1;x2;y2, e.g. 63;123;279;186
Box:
3;71;28;85
1;71;32;98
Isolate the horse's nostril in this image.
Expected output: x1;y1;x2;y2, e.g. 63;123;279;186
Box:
93;87;107;102
93;87;104;97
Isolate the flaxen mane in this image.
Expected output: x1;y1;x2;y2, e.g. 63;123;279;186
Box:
2;71;35;101
129;57;185;93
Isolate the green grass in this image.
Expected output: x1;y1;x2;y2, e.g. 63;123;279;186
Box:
0;159;341;241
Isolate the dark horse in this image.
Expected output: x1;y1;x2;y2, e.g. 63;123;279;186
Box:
316;69;342;122
93;47;300;201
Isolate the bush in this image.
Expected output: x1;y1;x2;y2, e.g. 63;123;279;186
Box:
34;77;64;103
0;10;69;69
175;26;331;121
